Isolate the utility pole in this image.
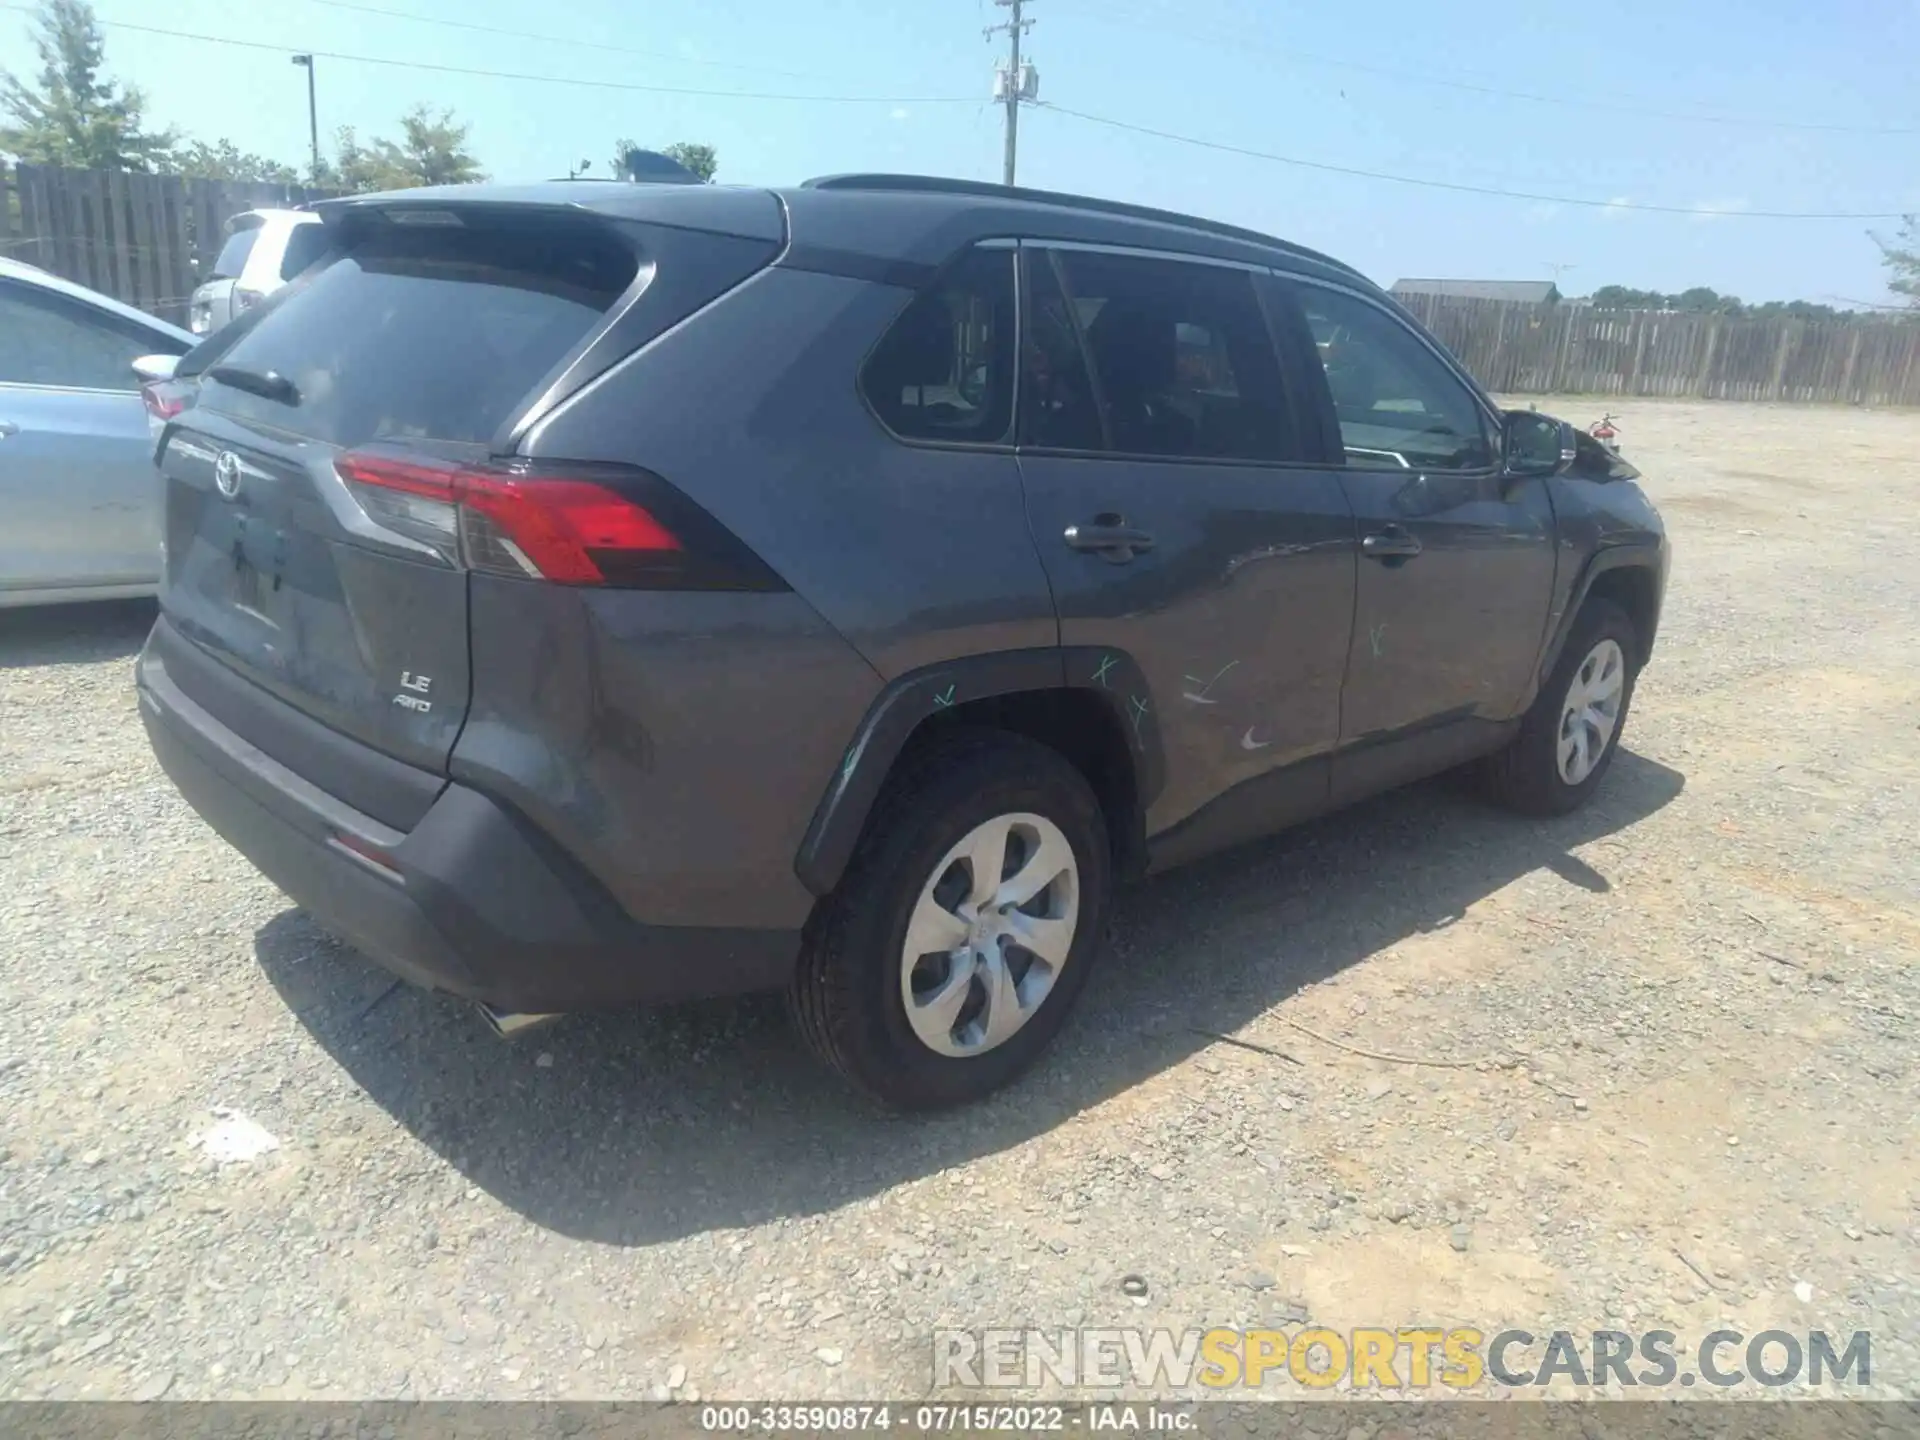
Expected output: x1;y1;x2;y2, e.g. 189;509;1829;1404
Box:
987;0;1036;187
291;55;319;180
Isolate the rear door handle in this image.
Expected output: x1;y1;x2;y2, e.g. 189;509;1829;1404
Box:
0;421;18;440
1361;526;1422;562
1064;516;1156;562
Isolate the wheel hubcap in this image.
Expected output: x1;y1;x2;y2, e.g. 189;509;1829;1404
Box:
899;812;1079;1058
1557;638;1626;786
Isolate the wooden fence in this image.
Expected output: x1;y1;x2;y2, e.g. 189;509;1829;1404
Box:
1395;293;1920;407
1;162;338;328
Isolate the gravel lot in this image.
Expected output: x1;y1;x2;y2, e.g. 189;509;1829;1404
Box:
2;399;1916;1405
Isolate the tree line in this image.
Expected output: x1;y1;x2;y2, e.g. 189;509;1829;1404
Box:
1589;264;1919;318
0;0;717;192
1584;286;1848;320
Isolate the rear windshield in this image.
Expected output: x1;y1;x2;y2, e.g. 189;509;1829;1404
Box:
278;223;331;280
212;226;260;279
199;217;637;446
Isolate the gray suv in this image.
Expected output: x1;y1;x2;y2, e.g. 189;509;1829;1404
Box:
137;175;1668;1108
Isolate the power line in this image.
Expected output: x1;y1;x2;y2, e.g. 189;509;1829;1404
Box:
1034;102;1911;219
288;0;825;81
1067;2;1920;137
11;2;1902;217
1822;294;1917;313
0;5;977;105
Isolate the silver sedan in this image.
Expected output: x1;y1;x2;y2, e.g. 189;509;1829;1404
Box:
0;258;195;608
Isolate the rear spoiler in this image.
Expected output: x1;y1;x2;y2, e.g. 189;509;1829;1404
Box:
308;186;782;245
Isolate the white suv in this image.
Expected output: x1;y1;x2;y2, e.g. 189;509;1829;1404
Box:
188;209;328;336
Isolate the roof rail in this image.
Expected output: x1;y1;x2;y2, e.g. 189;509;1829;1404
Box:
800;172;1361;279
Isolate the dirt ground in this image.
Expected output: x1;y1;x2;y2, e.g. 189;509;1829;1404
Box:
1;398;1916;1405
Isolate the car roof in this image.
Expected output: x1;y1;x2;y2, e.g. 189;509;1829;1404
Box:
794;174;1364;279
308;177;1372;290
0;257;195;344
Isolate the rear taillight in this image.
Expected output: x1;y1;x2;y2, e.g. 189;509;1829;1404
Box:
334;448;782;592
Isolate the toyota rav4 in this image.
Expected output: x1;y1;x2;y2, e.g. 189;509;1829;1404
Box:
137;175;1668;1109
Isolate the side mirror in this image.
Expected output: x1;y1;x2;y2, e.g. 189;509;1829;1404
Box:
1503;409;1576;480
132;354;179;384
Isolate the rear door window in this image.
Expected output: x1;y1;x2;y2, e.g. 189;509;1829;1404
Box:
1020;249;1104;450
195;217;637;446
859;247;1015;445
1036;249;1299;463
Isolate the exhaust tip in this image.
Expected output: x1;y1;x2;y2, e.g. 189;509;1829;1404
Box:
477;1004;562;1039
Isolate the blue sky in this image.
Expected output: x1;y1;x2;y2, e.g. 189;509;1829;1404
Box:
6;0;1917;305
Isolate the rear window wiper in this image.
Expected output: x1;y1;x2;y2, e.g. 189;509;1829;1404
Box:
207;364;300;406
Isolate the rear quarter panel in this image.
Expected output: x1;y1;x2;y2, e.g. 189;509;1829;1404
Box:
452;580;881;931
240;217;295;295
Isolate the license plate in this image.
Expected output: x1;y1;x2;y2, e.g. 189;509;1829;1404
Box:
231;555;269;617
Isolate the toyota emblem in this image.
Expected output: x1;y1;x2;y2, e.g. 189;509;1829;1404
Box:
214;451;243;499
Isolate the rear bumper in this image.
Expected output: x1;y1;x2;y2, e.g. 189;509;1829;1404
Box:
137;623;799;1012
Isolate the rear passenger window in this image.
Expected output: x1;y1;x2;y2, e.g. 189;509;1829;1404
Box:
860;247;1014;445
1021;251;1103;450
1035;249;1295;463
1297;286;1491;471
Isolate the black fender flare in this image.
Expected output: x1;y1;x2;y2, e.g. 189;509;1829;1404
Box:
1533;538;1665;697
793;646;1165;897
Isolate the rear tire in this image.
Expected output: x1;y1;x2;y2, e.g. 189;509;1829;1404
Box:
789;729;1110;1110
1485;598;1639;817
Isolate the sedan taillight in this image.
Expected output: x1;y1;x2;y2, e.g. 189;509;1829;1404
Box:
141;380;192;423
